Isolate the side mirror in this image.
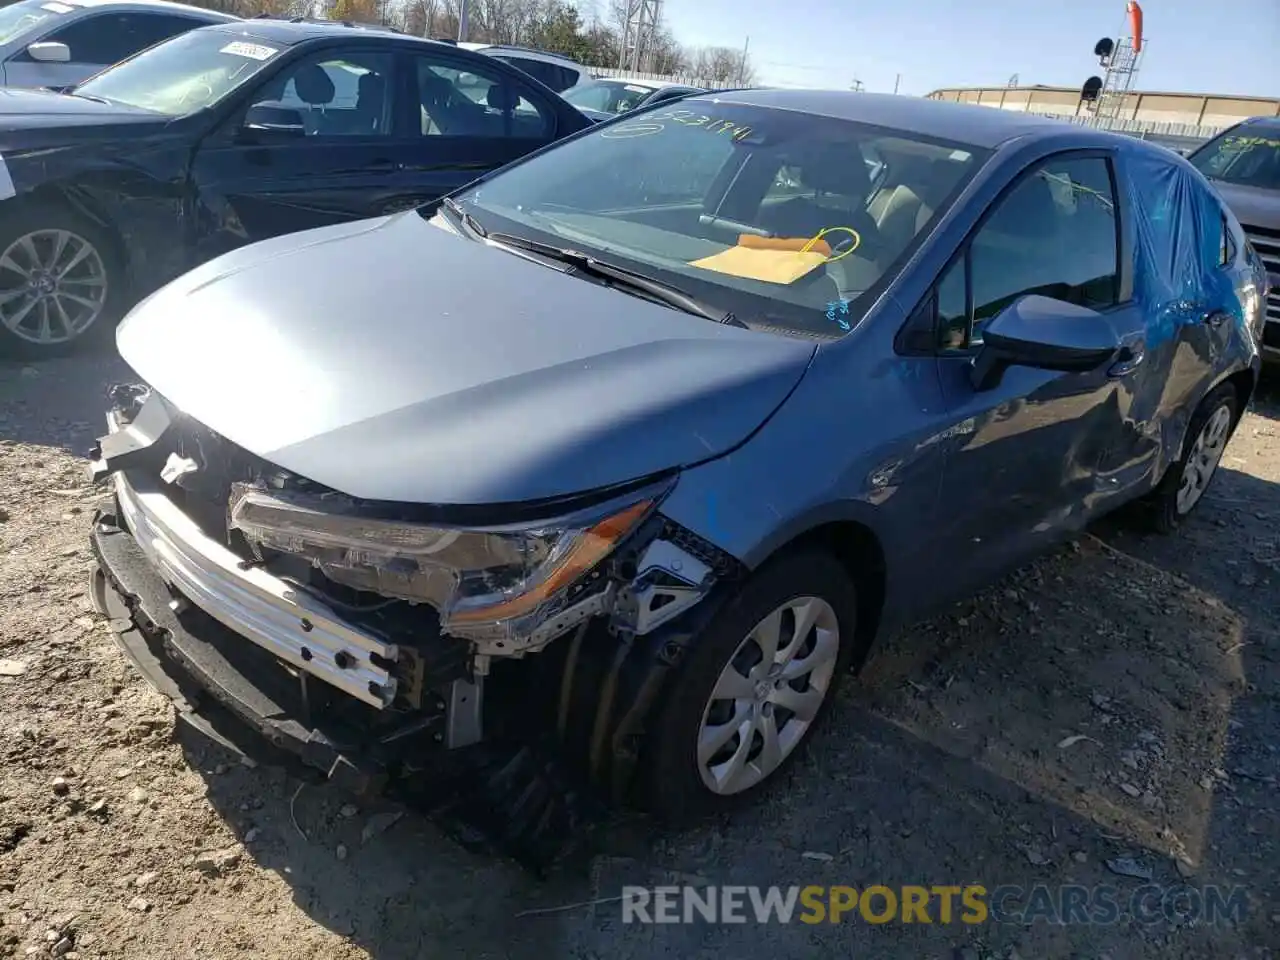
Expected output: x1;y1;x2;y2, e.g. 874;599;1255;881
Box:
26;41;71;64
240;102;306;140
970;294;1121;391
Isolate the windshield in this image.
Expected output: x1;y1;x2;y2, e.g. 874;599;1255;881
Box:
1188;128;1280;190
0;0;68;45
453;102;989;337
76;29;281;117
563;80;654;115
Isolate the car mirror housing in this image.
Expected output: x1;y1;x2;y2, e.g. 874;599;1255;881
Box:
970;294;1122;391
26;41;71;64
241;102;307;140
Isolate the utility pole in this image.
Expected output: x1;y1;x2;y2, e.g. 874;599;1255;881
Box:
893;73;901;94
850;77;864;92
736;35;749;85
457;0;469;41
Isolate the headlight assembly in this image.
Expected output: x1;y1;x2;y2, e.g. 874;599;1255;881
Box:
227;481;668;641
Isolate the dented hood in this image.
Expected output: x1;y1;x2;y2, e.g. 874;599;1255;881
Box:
116;212;815;505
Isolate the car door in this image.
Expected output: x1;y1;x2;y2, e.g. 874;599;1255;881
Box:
188;45;405;261
920;152;1143;595
1102;150;1243;490
4;11;208;89
388;49;563;211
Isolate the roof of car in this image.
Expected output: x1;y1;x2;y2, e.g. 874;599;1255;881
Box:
1241;115;1280;131
65;0;239;16
460;43;584;66
592;76;665;90
689;89;1083;148
202;18;432;46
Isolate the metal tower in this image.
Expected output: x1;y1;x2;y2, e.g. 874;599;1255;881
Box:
1092;32;1144;125
618;0;661;71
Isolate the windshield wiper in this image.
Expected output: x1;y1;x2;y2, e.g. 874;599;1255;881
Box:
65;91;111;105
486;232;746;328
440;197;487;238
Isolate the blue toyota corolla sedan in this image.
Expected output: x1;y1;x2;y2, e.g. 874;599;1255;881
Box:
87;90;1270;848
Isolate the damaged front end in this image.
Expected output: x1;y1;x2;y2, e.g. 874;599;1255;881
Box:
87;384;742;867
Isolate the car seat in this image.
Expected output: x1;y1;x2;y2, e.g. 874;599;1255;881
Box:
757;141;884;297
291;63;336;135
353;71;386;133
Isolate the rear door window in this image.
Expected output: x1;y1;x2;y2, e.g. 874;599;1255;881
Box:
413;54;552;139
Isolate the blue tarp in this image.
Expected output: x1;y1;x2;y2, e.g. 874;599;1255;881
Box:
1118;143;1236;348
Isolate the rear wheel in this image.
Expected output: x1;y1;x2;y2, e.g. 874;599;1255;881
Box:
0;203;126;359
1144;383;1238;533
638;549;856;822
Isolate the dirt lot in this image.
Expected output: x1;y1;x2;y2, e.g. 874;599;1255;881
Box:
1;354;1277;960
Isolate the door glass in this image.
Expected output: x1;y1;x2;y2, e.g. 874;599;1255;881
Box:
263;51;394;137
413;56;550;139
37;13;164;65
123;13;206;51
968;156;1119;344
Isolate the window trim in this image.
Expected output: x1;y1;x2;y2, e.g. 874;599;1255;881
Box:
897;147;1131;358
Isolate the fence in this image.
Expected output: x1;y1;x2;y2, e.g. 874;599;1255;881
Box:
1024;111;1222;153
585;66;743;90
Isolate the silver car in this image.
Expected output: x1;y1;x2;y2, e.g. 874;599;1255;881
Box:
0;0;236;90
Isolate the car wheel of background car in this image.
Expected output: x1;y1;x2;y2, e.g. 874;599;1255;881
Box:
1144;382;1239;534
637;549;856;822
0;203;126;360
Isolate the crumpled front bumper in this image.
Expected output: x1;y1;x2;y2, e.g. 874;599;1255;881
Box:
90;504;393;795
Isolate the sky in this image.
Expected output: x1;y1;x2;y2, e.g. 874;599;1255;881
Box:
658;0;1279;99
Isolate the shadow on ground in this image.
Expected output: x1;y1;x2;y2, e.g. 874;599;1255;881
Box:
180;518;1278;959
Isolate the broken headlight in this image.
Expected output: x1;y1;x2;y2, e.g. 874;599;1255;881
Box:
227;482;667;641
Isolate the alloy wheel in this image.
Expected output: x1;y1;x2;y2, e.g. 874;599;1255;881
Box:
696;596;841;795
0;229;109;345
1176;403;1232;515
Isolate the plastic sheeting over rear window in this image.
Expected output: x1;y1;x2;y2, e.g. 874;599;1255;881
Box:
1119;145;1235;347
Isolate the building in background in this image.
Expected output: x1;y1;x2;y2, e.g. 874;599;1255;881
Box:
928;85;1278;129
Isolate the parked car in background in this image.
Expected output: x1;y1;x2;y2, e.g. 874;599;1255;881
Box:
562;75;705;122
0;18;589;358
0;0;236;90
458;42;589;94
1186;116;1280;362
88;92;1264;853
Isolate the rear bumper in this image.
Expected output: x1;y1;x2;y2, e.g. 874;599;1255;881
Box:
90;507;391;795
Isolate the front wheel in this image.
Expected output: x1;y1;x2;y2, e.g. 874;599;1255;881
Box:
1144;383;1239;533
637;549;856;822
0;203;126;360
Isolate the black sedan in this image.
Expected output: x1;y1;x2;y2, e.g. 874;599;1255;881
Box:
0;18;589;358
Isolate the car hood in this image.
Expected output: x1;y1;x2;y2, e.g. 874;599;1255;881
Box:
0;87;167;139
116;212;816;506
1208;179;1280;231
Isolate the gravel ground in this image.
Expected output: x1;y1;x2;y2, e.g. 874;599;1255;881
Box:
1;354;1277;960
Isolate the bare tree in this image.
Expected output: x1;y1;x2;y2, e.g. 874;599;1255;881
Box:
689;44;755;85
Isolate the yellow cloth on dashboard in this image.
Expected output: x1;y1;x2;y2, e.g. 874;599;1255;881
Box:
689;245;828;285
688;227;860;285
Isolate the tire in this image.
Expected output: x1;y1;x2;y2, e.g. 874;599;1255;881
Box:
637;549;856;823
1142;383;1239;534
0;201;128;360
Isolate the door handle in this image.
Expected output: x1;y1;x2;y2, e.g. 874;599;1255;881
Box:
1108;342;1146;378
